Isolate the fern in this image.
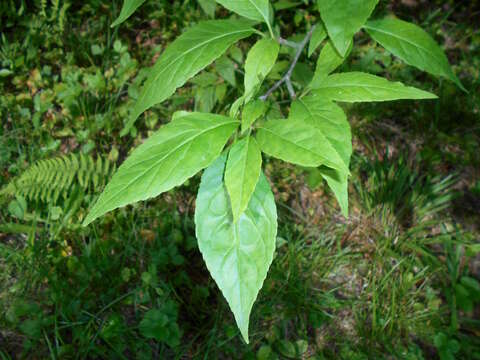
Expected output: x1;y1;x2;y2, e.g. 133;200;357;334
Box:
50;0;60;22
40;0;47;17
0;153;115;205
58;1;70;33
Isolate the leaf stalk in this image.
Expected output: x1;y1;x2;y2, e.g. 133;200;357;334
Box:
260;25;316;101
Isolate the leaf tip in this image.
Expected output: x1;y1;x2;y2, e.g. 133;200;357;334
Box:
242;334;250;344
82;214;95;227
455;79;468;94
82;205;102;227
239;322;250;344
110;16;122;28
420;90;438;100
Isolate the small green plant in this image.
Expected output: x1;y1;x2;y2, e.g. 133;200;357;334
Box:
1;153;115;205
81;0;465;343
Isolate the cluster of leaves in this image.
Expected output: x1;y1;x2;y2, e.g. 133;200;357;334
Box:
1;1;479;358
79;0;465;343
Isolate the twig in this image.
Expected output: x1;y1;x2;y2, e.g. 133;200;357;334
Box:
260;25;316;101
278;37;299;49
285;78;295;98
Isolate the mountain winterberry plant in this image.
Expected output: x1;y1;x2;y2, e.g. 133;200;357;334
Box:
84;0;465;343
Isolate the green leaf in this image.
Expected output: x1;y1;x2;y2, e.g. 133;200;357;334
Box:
198;0;217;17
274;1;301;11
308;23;327;57
310;40;352;86
195;86;216;113
0;69;13;77
456;284;473;312
225;137;263;222
84;113;239;225
216;0;272;27
311;72;437;102
111;0;146;27
8;197;27;220
257;345;275;360
216;55;237;86
241;99;267;133
320;167;349;217
290;95;351;169
230;96;245;118
318;0;378;56
289;95;351;216
364;17;465;91
292;62;314;87
139;302;181;348
195;154;277;343
460;276;480;300
122;19;255;136
275;340;296;358
244;38;280;102
256;118;348;173
139;310;167;340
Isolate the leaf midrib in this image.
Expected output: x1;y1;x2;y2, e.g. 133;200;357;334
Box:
317;79;429;94
236;138;250;217
363;22;446;72
137;26;253;106
297;99;349;169
95;120;238;212
258;126;325;164
248;0;269;24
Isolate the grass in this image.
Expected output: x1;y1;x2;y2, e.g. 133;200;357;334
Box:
1;0;480;359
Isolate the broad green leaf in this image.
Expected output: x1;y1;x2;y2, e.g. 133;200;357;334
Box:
216;55;237;86
364;18;465;91
320;167;349;217
230;96;245;118
291;62;314;87
190;72;218;86
216;0;272;27
195;154;277;343
198;0;217;17
318;0;378;56
225;137;263;222
195;86;216;113
308;23;327;57
84;113;239;225
310;40;352;86
311;72;437;102
171;110;191;121
289;95;351;216
111;0;146;27
244;38;280;102
256;118;348;173
122;19;255;136
304;167;349;217
241;99;267;133
216;83;228;102
273;1;301;10
289;95;351;172
139;303;181;348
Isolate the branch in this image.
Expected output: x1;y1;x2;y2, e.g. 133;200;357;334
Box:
260;25;316;101
278;37;299;49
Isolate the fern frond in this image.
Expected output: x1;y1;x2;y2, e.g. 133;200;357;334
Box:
50;0;60;21
40;0;47;17
58;1;70;33
0;153;115;204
